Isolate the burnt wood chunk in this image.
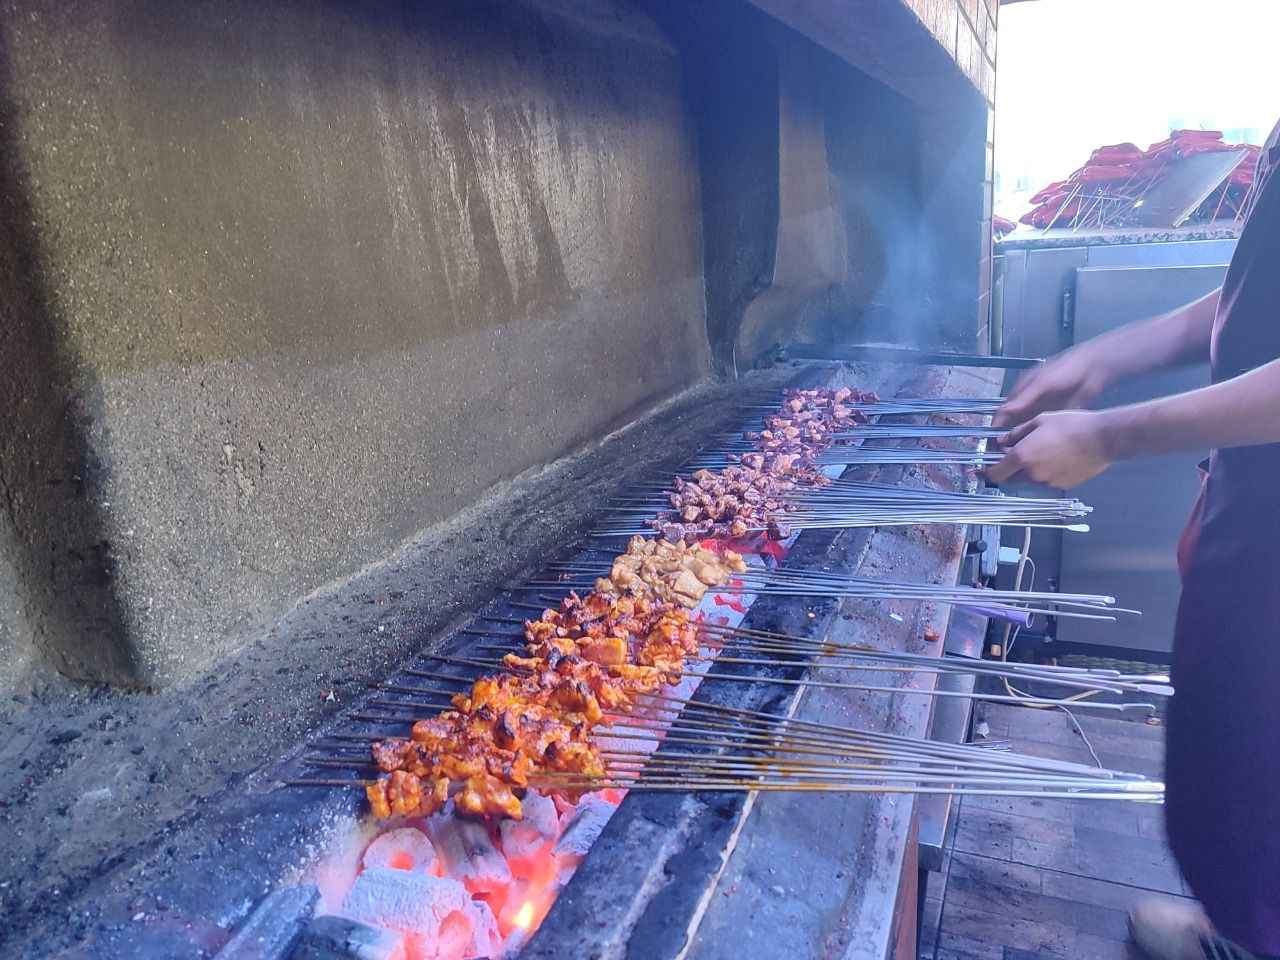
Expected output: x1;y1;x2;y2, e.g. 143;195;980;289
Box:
292;915;405;960
214;884;319;960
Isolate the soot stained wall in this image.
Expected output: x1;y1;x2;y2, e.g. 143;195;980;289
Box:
0;0;710;688
650;0;988;370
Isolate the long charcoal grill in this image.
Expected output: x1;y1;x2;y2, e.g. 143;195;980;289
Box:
29;359;1162;960
261;361;1150;960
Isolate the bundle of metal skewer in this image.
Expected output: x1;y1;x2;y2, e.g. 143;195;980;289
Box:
538;692;1161;801
684;447;1003;470
738;396;1005;416
526;558;1129;623
759;481;1090;531
301;692;1162;802
302;695;1162;803
715;424;1006;452
304;642;1163;800
684;395;1008;470
287;383;1165;813
595;480;1092;538
444;616;1166;711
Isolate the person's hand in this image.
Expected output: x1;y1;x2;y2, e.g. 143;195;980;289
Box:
993;345;1111;429
986;410;1114;488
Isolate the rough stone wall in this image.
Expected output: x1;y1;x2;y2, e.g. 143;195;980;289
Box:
0;0;710;688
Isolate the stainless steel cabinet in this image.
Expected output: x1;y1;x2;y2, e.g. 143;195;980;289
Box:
1059;264;1226;654
996;236;1235;655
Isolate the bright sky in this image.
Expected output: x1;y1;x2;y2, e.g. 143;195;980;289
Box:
995;0;1277;219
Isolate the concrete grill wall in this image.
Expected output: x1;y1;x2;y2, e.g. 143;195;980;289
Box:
0;0;997;691
0;0;711;689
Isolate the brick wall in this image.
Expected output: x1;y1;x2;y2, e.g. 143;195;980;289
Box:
905;0;998;105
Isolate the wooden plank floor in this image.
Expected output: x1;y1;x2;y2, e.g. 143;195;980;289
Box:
920;704;1193;960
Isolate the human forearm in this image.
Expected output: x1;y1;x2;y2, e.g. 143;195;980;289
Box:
1100;355;1280;460
1087;287;1220;386
989;353;1280;488
995;288;1220;429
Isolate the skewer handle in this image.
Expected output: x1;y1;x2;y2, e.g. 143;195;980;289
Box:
781;343;1045;369
958;602;1034;628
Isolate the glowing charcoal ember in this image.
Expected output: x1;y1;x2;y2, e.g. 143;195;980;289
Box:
496;881;560;944
338;867;472;960
427;814;513;895
554;793;618;859
432;910;475;960
498;891;537;937
466;899;502;958
361;827;439;876
498;791;559;876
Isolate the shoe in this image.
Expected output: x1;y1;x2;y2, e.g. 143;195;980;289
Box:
1130;900;1213;960
1130;899;1265;960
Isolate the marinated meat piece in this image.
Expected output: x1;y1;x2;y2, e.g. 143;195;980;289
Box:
578;634;627;666
671;568;708;603
455;774;522;820
660;522;687;543
372;738;418;774
386;770;424;817
366;780;393;819
592;536;745;607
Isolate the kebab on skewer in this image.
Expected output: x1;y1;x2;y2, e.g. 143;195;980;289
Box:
367;385;971;820
647;387;888;542
366;591;708;821
364;385;1009;823
590;535;747;608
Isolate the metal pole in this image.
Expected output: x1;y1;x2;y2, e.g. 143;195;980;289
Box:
781;343;1042;369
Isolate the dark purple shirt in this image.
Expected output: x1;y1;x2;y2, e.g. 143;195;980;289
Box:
1168;119;1280;956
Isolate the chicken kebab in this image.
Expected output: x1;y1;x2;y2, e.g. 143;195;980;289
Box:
365;590;707;821
367;386;871;821
650;386;878;543
592;535;748;608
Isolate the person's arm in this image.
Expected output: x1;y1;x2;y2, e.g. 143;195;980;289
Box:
994;288;1220;428
986;355;1280;488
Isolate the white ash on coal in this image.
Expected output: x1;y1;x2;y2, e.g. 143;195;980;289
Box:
308;788;625;959
554;794;617;860
426;810;512;896
466;899;502;958
498;791;559;877
340;867;472;959
362;827;439;876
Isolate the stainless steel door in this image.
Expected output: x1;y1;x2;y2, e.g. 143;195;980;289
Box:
1057;264;1228;653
